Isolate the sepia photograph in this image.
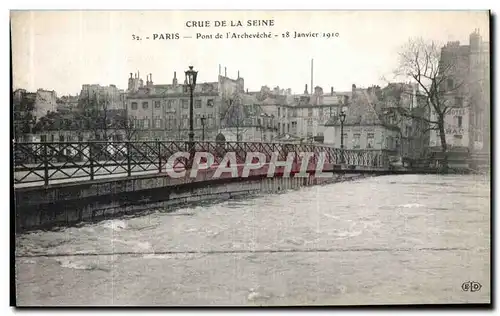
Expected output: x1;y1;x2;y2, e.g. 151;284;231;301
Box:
11;10;491;307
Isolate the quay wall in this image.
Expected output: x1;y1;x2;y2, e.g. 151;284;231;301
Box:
14;168;369;232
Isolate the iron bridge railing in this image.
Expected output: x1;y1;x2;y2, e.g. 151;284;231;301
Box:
13;140;391;187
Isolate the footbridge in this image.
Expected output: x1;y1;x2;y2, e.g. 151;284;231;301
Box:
14;140;394;188
13;140;402;231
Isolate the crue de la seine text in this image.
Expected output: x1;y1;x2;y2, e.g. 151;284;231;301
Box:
185;19;275;28
130;18;340;41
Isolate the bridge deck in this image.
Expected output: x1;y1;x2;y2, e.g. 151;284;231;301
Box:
13;140;394;188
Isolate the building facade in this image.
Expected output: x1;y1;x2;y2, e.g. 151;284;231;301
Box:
79;84;126;111
124;70;244;141
430;29;490;155
324;84;401;154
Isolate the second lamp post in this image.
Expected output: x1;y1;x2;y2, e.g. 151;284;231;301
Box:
201;115;206;141
339;110;346;149
339;110;346;164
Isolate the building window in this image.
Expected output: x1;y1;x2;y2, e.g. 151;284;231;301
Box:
207;114;213;127
142;102;149;109
454;134;463;146
308;108;313;117
405;126;412;137
167;100;173;109
457;116;463;128
287;123;290;133
353;133;361;149
153;117;161;128
367;133;374;148
181;100;188;109
131;102;138;110
455;97;463;107
278;108;281;117
207;99;214;107
447;78;454;90
154;101;161;108
307;118;313;126
195;100;202;108
143;118;149;129
319;108;324;117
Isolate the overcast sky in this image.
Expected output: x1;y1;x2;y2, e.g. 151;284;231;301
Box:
11;10;489;96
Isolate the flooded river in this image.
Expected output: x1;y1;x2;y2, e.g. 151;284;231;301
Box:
15;174;490;306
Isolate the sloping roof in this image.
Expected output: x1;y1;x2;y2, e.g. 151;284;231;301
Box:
324;88;383;126
221;94;265;127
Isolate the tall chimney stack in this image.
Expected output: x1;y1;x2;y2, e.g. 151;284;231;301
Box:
331;87;334;96
219;64;221;75
237;70;240;78
311;59;314;94
225;67;227;77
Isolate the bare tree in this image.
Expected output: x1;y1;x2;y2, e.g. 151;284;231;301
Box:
123;117;138;141
393;37;469;169
220;93;246;141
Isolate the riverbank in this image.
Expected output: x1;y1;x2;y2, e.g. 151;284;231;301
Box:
15;172;371;233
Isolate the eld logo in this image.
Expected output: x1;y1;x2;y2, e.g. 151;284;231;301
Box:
462;281;482;292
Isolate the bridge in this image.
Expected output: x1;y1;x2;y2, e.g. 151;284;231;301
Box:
13;140;404;231
13;140;394;188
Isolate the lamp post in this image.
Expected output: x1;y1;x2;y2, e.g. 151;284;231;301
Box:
339;110;346;149
185;66;198;142
185;66;198;167
201;115;206;141
339;110;346;164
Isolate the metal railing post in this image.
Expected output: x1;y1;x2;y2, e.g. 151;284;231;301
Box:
43;142;49;186
89;144;94;181
126;142;131;176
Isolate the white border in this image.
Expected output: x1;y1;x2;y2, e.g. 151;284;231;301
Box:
3;1;498;315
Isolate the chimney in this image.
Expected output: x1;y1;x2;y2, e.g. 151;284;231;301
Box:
150;73;153;83
311;59;314;96
331;87;334;96
219;64;221;75
173;71;178;85
225;67;227;77
237;70;240;79
304;84;308;95
246;88;248;93
130;73;133;79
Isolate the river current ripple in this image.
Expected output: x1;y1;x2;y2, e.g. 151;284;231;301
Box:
15;174;490;306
